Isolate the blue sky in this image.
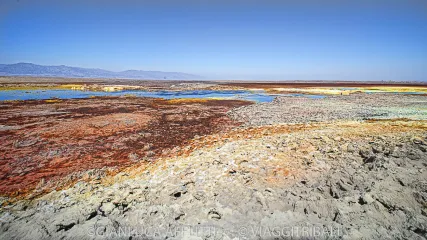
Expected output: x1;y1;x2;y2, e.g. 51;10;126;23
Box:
0;0;426;80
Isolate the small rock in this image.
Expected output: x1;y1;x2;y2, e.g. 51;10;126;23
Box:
143;144;152;151
145;151;155;157
128;153;140;162
359;147;373;159
360;193;375;204
412;137;426;145
14;138;39;148
346;144;356;153
193;191;205;200
338;181;351;192
330;185;340;199
372;144;383;153
208;209;221;220
100;202;115;215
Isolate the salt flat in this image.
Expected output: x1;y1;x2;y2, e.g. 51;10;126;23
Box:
0;79;426;239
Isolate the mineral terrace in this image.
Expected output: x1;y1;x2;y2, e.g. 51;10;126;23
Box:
0;81;427;240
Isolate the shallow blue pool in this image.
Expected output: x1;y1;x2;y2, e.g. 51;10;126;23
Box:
0;89;326;103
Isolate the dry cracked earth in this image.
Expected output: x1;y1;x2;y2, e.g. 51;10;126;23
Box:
1;93;427;240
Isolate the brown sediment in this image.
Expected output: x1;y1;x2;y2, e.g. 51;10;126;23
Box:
0;96;251;197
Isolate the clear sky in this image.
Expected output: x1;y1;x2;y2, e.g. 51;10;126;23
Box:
0;0;426;81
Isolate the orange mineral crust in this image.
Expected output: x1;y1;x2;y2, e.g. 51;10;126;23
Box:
0;97;251;196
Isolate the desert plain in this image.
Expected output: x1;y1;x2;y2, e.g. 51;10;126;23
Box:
0;77;426;239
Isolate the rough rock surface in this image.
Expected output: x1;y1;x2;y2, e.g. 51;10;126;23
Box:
1;120;426;239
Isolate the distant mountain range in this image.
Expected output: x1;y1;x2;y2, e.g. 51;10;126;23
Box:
0;63;202;80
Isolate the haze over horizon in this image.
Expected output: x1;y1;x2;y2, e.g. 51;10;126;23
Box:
1;0;426;81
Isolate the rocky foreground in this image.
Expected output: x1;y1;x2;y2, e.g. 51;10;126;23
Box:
1;94;427;240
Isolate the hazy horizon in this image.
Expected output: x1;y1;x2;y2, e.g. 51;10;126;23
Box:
1;0;426;81
2;62;427;82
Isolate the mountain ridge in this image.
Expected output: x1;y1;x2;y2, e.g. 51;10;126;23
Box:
0;63;202;80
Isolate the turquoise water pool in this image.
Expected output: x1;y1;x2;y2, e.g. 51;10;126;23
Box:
0;89;326;102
